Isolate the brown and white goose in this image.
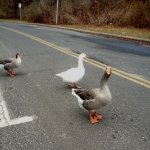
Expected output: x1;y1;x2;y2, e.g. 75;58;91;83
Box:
0;53;21;77
72;66;112;124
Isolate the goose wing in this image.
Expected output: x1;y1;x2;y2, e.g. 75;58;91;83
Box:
58;67;78;77
0;58;13;64
74;88;104;111
74;89;96;100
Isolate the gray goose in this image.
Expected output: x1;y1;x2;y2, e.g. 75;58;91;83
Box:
72;66;112;124
0;53;21;77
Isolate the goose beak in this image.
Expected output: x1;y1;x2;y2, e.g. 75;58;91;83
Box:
86;55;89;58
106;66;111;75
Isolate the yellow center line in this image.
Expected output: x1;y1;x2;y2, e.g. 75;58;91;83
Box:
0;25;150;88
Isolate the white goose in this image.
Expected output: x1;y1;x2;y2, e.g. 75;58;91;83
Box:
56;53;87;88
0;53;22;77
72;66;112;124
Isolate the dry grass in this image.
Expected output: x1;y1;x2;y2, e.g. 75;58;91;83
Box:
1;19;150;41
59;25;150;40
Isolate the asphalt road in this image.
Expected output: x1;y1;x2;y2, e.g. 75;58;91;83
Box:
0;21;150;150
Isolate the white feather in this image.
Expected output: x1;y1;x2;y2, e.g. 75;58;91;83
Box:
72;89;87;111
56;53;86;83
0;64;4;71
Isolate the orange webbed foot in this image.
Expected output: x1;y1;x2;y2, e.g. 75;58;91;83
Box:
90;117;99;124
89;112;99;124
8;71;15;77
11;71;16;75
94;112;103;120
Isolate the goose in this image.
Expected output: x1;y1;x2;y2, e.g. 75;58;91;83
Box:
72;66;112;124
56;53;87;88
0;53;22;77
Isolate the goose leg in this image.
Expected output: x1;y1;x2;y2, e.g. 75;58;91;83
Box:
89;112;98;124
8;70;15;77
11;70;16;75
67;83;74;88
93;112;103;120
74;83;81;89
67;83;81;89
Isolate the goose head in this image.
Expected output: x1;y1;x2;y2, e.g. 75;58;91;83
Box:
16;53;20;59
15;53;22;65
104;66;112;79
79;53;87;59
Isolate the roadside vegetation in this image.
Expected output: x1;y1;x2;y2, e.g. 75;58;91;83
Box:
0;0;150;40
59;25;150;40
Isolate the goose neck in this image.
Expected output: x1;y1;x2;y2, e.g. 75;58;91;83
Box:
78;57;84;69
16;56;21;64
100;73;109;88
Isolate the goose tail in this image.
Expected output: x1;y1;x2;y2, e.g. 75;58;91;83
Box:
72;89;79;99
56;72;63;77
0;64;4;71
55;73;61;77
72;88;85;110
56;72;64;78
72;89;82;101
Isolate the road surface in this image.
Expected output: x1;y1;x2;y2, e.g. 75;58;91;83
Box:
0;21;150;150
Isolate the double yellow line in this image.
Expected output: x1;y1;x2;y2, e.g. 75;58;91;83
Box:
0;25;150;88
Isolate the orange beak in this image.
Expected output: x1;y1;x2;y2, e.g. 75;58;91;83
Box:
86;55;89;58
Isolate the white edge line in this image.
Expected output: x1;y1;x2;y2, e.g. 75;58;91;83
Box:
0;87;37;128
9;116;37;126
0;116;37;128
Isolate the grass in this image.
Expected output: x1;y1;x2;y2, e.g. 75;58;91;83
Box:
0;19;27;23
0;19;150;41
59;25;150;41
